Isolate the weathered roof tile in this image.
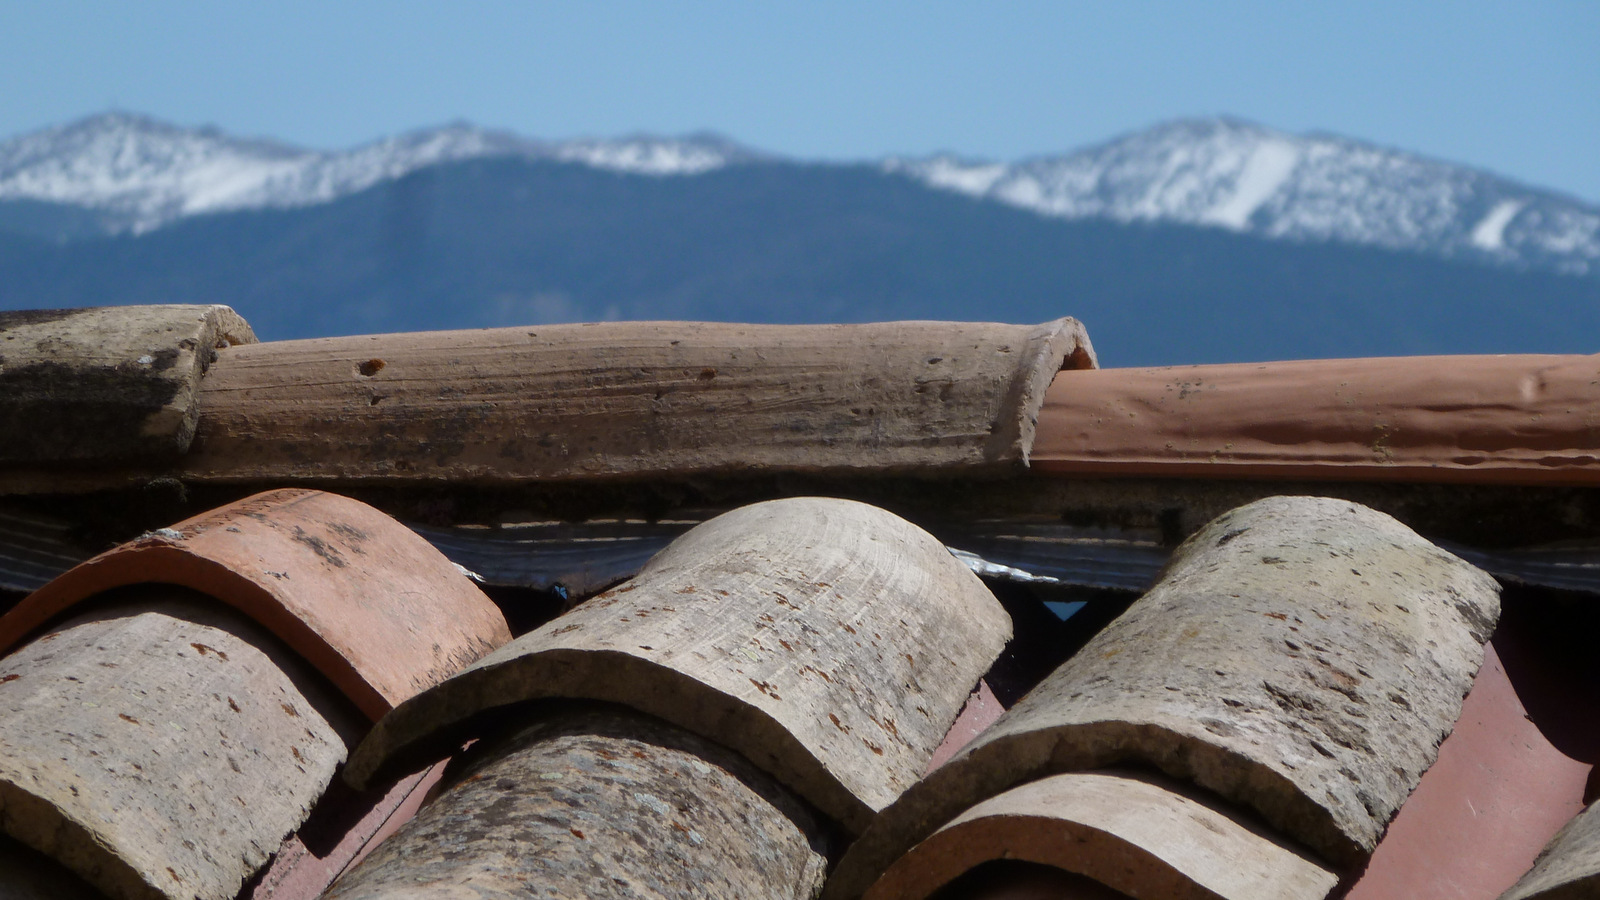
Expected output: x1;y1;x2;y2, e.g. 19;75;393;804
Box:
864;771;1337;900
324;707;829;900
173;318;1093;486
0;589;355;900
826;496;1501;897
345;497;1012;835
3;489;511;719
0;305;255;464
1499;791;1600;897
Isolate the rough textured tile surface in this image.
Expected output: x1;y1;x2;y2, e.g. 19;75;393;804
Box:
864;771;1337;900
0;305;254;464
325;707;829;900
826;496;1500;898
1034;354;1600;485
1501;803;1600;899
182;318;1094;484
2;489;511;719
346;497;1012;835
0;589;356;900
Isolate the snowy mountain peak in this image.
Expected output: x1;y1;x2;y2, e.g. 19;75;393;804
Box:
0;113;759;233
2;112;1595;277
887;117;1600;276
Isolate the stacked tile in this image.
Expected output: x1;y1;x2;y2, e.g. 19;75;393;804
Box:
1501;806;1600;899
178;318;1094;486
330;497;1013;897
827;496;1502;900
0;490;511;900
327;707;832;900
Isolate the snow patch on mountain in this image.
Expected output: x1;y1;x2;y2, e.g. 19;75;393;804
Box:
886;118;1600;276
0;113;755;233
1470;200;1525;251
1199;138;1300;229
4;112;1596;278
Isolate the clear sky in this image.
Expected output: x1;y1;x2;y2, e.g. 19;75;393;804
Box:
4;1;1597;202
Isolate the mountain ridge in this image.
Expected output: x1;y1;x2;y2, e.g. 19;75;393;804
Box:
2;153;1594;366
885;117;1599;277
1;112;1596;279
0;112;765;234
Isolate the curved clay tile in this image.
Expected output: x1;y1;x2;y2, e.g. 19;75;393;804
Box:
0;590;355;900
825;496;1500;899
863;771;1336;900
1500;803;1600;898
1034;354;1600;485
0;489;511;720
344;497;1012;835
324;707;829;900
179;318;1094;485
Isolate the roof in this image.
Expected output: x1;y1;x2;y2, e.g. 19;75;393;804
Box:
2;304;1599;900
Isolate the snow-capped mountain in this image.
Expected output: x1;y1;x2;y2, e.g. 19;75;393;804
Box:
0;112;759;233
886;118;1600;276
2;113;1596;278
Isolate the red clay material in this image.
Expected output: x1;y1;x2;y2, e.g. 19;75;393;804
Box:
0;489;510;719
1034;355;1600;485
1344;642;1592;899
926;680;1004;774
248;760;449;900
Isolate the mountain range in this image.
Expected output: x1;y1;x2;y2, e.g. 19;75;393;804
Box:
1;112;1596;365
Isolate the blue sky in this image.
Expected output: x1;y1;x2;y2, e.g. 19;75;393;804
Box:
4;1;1597;202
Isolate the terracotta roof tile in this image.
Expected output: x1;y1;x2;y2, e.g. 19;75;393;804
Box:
0;588;356;900
324;707;830;900
826;496;1502;897
925;679;1005;774
1345;642;1592;899
1035;355;1600;485
865;771;1337;900
3;306;1598;898
243;760;448;900
166;317;1093;487
344;497;1012;835
3;488;512;719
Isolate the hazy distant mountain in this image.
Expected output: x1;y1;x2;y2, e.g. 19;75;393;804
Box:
887;118;1599;277
0;112;763;234
3;113;1595;279
0;113;1596;365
